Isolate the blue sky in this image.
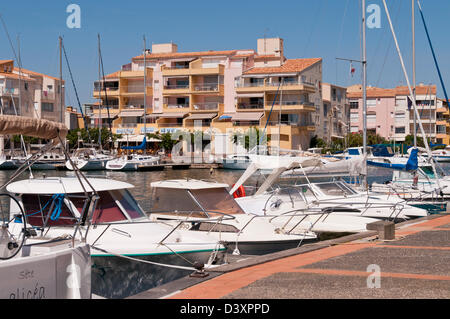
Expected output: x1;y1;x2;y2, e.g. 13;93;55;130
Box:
1;0;450;108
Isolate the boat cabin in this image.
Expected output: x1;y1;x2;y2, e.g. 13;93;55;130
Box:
7;178;146;227
150;180;246;218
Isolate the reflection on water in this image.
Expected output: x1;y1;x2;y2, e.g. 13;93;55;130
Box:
1;164;449;211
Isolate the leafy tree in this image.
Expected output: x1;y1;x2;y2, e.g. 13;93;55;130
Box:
231;127;270;150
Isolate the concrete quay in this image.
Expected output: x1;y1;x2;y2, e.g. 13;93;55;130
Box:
130;214;450;299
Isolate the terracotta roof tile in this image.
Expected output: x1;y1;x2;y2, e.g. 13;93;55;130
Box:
347;85;437;98
243;58;322;75
133;50;238;60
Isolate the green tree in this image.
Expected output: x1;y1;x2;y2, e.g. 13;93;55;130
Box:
231;127;270;150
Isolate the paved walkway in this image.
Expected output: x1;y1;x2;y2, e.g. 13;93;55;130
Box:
167;214;450;299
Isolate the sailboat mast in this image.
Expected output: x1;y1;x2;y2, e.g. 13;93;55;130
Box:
59;36;64;125
97;35;102;150
143;35;147;155
362;0;368;188
412;0;417;148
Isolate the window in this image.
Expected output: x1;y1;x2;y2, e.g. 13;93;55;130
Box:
42;102;54;112
350;101;359;109
367;99;377;107
395;127;406;134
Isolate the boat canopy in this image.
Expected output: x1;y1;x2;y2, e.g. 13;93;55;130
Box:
7;177;134;194
0;115;68;141
229;157;323;196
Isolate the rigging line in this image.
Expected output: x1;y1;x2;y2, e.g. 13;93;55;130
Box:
61;39;90;136
97;35;113;147
302;0;326;58
375;0;404;87
417;0;450;106
335;0;351;85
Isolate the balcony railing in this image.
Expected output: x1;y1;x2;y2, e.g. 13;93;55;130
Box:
272;101;314;106
0;87;19;96
236;82;265;88
164;84;190;90
124;85;151;93
192;84;219;92
165;104;190;110
237;103;264;110
94;86;119;92
41;91;55;100
192;103;219;111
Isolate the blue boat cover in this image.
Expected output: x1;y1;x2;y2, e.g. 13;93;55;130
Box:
367;148;418;171
121;136;146;150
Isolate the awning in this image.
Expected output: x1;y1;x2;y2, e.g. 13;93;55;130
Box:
153;112;188;118
90;112;119;119
218;114;233;120
236;93;265;98
231;112;264;121
119;110;145;117
186;113;217;120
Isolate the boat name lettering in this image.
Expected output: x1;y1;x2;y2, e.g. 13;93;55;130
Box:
9;283;46;299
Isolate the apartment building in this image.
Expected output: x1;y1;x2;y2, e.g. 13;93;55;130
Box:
436;99;450;145
321;83;349;143
92;38;323;151
347;84;437;142
0;59;65;123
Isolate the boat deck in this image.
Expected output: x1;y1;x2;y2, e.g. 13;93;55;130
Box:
129;213;450;299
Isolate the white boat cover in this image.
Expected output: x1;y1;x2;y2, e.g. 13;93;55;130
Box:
229;157;323;195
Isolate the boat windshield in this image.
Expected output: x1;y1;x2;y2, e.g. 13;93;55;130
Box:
315;182;357;196
150;187;245;216
21;189;145;227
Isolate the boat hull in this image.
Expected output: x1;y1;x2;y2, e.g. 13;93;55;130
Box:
91;249;223;299
222;238;317;256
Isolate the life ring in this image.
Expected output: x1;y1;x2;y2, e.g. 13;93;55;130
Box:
232;184;246;198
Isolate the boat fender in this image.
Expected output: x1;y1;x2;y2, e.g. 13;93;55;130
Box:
232;184;246;198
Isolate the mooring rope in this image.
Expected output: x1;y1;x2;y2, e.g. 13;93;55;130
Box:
90;246;198;271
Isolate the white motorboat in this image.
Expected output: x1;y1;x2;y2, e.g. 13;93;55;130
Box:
6;177;226;299
221;154;252;170
229;159;428;235
148;179;318;256
422;145;450;163
66;148;112;171
106;154;160;171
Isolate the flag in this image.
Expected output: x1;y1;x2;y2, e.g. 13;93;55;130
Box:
350;62;355;77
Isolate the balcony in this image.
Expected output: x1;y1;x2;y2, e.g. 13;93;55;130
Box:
237;103;264;111
41;91;56;100
0;87;19;96
93;86;120;98
191;83;223;95
265;101;315;112
119;68;152;79
163;103;190;112
121;85;152;97
236;79;316;94
163;84;190;95
161;62;224;77
191;102;222;112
